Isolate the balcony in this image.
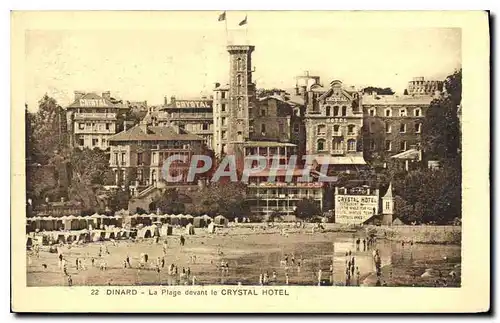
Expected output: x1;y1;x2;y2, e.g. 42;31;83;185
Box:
74;128;115;134
73;113;117;120
160;113;213;120
331;149;345;155
332;131;342;137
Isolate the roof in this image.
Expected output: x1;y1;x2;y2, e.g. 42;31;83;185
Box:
313;156;366;165
383;182;393;198
390;149;421;160
362;94;434;105
241;141;297;148
108;124;204;142
67;92;123;109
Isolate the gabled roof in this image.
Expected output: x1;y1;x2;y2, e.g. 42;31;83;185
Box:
67;92;124;109
317;86;354;102
108;124;204;142
383;182;393;198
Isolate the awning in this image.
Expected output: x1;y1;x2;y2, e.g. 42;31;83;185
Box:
313;156;367;165
390;149;421;161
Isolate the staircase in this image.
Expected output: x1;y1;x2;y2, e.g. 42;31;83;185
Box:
128;185;163;213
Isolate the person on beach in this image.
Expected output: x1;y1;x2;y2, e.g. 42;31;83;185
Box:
345;267;351;286
285;273;289;285
318;269;322;286
180;235;185;246
362;239;366;251
351;257;356;276
67;275;73;287
259;273;263;285
272;271;277;282
263;272;269;285
123;260;128;269
356;267;360;286
91;258;95;267
126;255;131;268
58;253;63;268
291;254;296;265
161;257;165;268
356;238;360;251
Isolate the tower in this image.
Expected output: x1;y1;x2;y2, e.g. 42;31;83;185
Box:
381;182;394;226
226;45;256;144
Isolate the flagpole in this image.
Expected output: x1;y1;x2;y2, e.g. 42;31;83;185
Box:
225;14;228;45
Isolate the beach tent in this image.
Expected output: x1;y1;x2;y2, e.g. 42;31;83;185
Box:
392;218;404;226
192;216;206;228
184;214;194;224
56;233;67;244
137;225;159;239
104;231;116;240
177;214;188;227
170;214;180;226
91;231;102;242
185;223;195;235
214;215;228;227
201;214;212;224
160;225;173;236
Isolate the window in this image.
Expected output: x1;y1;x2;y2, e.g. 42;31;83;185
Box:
79;123;85;130
400;141;407;151
385;201;390;210
237;58;243;70
332;139;342;150
237;97;243;110
370;140;376;150
385;123;392;133
114;153;118;164
293;123;300;133
102;139;106;147
400;123;406;133
222;131;227;139
317;125;326;135
385;140;392;151
202;123;209;131
105;123;110;130
347;125;356;135
385;109;392;117
121;152;126;165
278;123;284;134
347;139;356;151
341;106;347;116
333;106;339;116
261;109;266;116
414;108;421;117
399;108;407;117
92;138;99;146
317;139;325;151
415;123;421;133
137;169;143;182
221;103;226;112
222;117;227;126
221;92;226;99
326;106;331;116
151;170;157;184
333;125;340;134
78;137;85;146
237;74;242;86
261;124;266;133
369;108;376;116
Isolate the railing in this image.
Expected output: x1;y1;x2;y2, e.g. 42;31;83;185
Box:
331;149;345;155
159;113;213;119
73;113;117;119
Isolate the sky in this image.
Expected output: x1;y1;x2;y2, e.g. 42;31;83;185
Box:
24;11;461;111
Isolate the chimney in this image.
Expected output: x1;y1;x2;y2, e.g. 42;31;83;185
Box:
164;96;169;106
170;96;176;105
102;91;111;100
123;120;127;131
74;91;85;100
139;120;148;133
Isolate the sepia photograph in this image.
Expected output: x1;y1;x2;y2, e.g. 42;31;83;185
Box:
11;10;490;313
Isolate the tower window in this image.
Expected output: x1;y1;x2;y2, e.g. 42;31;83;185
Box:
333;106;339;116
341;106;347;116
221;92;226;99
326;106;331;116
237;74;242;87
221;103;226;112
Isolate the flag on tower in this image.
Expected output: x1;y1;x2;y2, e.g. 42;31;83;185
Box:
218;11;226;21
238;15;247;26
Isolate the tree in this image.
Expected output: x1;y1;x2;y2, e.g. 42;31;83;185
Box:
362;87;395;95
404;89;409;95
68;148;110;210
295;198;321;221
156;189;186;214
30;95;68;164
422;69;461;161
